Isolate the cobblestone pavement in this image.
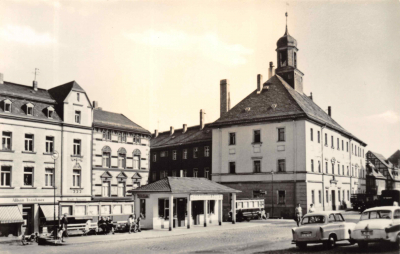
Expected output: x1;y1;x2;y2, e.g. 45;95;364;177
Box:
0;211;397;254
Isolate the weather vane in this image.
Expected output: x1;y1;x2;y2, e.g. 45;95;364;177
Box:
33;68;40;81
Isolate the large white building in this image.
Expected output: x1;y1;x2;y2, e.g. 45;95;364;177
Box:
210;24;367;218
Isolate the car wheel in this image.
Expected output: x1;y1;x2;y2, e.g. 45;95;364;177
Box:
324;235;336;249
396;233;400;249
358;242;368;249
296;243;307;249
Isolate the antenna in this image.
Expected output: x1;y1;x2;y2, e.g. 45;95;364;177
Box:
33;68;40;81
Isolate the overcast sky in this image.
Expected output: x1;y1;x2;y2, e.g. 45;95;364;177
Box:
0;0;399;158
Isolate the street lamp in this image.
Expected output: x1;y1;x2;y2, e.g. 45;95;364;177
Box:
51;151;59;239
271;171;274;219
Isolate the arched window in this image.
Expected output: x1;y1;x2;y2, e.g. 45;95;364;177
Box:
3;99;12;113
133;149;141;170
118;148;127;169
102;146;112;168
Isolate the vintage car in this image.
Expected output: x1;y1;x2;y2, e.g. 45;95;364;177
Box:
351;206;400;249
292;211;356;249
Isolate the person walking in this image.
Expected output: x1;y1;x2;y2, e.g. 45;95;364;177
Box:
295;203;303;227
60;214;69;241
128;215;134;234
137;213;144;232
260;209;267;220
308;204;315;213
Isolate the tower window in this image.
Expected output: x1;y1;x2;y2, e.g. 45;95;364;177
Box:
294;52;297;68
279;51;287;67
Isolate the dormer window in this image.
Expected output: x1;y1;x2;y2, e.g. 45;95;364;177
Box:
3;99;11;113
47;106;54;119
26;103;34;116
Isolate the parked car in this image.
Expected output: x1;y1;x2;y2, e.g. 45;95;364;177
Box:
292;211;356;249
351;206;400;249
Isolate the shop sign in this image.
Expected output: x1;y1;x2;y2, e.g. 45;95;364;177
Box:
191;194;222;201
60;197;91;202
0;197;60;204
137;194;149;199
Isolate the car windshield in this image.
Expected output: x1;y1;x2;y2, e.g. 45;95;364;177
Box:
301;216;326;225
360;210;392;220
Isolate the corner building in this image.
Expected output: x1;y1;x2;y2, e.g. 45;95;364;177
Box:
210;25;367;218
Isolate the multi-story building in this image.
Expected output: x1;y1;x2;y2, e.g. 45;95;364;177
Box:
149;110;212;183
91;103;151;200
0;77;92;236
210;25;367;218
366;151;400;194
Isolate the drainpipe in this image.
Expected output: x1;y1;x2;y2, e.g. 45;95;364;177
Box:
293;119;297;215
321;125;326;211
350;138;353;197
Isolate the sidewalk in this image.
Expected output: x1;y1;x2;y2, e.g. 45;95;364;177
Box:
0;219;295;246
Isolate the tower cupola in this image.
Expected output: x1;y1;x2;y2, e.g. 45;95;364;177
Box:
275;12;304;94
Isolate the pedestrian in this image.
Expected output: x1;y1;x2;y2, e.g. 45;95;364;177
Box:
137;213;144;232
295;203;302;227
60;213;69;239
128;215;134;234
308;204;315;213
260;209;267;220
106;216;114;234
98;216;107;233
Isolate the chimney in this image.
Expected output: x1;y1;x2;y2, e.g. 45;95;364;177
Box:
220;79;230;117
257;74;263;94
0;73;3;84
328;106;332;117
200;109;206;130
170;126;174;136
154;129;159;138
309;92;313;101
268;62;275;79
33;80;38;91
93;101;99;109
182;124;187;133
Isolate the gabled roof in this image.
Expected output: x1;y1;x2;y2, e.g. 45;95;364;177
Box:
1;81;56;103
93;109;150;134
388;150;400;167
210;75;366;146
100;171;113;179
151;124;212;149
131;173;142;179
129;177;241;194
369;151;392;168
48;81;85;104
116;171;128;179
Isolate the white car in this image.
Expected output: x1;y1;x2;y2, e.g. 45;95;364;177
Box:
351;206;400;249
292;211;356;249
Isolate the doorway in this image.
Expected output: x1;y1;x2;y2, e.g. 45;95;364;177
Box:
176;198;186;227
331;190;336;210
22;205;33;235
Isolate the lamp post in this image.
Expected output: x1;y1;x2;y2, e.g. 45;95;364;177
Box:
51;151;59;239
271;171;274;219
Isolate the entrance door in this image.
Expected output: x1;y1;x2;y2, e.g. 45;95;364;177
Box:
22;205;33;235
176;198;186;227
331;190;336;210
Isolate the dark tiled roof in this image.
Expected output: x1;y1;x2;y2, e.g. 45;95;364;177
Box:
210;75;366;145
48;81;85;104
129;177;241;194
93;109;150;134
1;81;56;103
151;124;212;148
388;150;400;166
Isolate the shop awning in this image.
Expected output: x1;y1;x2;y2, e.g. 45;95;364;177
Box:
0;206;23;224
40;205;59;221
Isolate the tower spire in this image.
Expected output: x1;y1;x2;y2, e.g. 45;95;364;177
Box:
285;12;288;35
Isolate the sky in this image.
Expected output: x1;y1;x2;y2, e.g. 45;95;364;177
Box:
0;0;399;158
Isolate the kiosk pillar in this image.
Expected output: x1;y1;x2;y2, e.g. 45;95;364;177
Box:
187;196;192;229
203;200;208;227
169;195;174;231
218;200;222;226
231;193;236;224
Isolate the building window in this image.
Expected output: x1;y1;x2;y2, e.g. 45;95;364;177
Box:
2;132;12;150
325;162;328;174
48;108;54;118
229;162;236;174
133;155;140;169
183;149;187;159
153;153;157;162
204;146;210;157
317;131;320;143
331;136;334;148
254;130;261;143
102;152;111;168
193;147;198;158
172;150;177;160
137;135;141;144
229;133;236;145
346;142;349;152
24;167;33;186
117;182;126;197
332;163;334;174
27;105;33;116
4;100;11;112
337;138;339;150
73;139;81;155
347;166;349;176
342;165;344;175
338;190;341;202
324;133;327;146
318;161;321;173
193;169;198;177
161;170;167;179
254;160;261;173
45;168;53;187
338;164;340;175
152;173;157;181
46;136;54;153
77;93;80;102
0;166;11;187
172;170;176;177
278;190;286;204
311;159;314;172
311;190;315;204
278;128;285;142
326;190;329;203
318;190;322;203
181;169;187;177
278;159;286;172
102;181;110;197
342;140;344;151
73;170;81;187
160;151;168;157
24;134;34;152
140;199;146;218
103;130;111;140
347;190;350;201
118;153;126;169
310;128;313;141
75;111;81;124
205;168;210;179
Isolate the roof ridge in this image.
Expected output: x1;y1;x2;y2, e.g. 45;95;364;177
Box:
275;74;308;115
